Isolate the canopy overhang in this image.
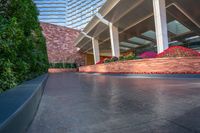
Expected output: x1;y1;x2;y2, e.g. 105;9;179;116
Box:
75;0;200;54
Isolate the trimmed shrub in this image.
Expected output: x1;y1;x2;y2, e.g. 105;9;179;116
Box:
103;57;118;63
102;55;137;64
103;58;112;63
124;55;136;60
119;56;126;61
96;56;111;64
110;57;118;62
0;0;48;92
156;46;200;58
49;63;77;68
122;51;134;57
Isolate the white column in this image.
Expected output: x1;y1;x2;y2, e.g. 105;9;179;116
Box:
153;0;169;53
109;23;120;57
92;38;100;64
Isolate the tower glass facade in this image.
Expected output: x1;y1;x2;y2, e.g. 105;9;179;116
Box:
34;0;106;29
66;0;106;29
34;0;67;26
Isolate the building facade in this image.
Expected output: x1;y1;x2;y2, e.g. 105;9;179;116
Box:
66;0;106;29
34;0;67;26
34;0;200;65
40;22;86;65
33;0;106;65
75;0;200;64
34;0;106;29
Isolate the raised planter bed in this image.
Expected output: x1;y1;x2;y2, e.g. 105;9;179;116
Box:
79;57;200;74
0;74;48;133
48;68;78;73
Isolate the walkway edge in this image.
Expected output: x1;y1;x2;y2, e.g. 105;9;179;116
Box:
77;72;200;79
0;74;48;133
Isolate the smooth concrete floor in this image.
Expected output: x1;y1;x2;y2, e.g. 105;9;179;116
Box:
27;73;200;133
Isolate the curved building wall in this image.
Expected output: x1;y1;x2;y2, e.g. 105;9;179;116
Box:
40;22;86;65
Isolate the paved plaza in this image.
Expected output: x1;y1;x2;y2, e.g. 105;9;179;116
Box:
27;73;200;133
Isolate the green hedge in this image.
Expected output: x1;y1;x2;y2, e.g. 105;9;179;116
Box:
49;63;77;69
0;0;48;92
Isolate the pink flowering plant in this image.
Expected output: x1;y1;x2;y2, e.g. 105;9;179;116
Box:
139;51;157;59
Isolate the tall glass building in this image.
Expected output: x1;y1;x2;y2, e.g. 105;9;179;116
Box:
34;0;106;29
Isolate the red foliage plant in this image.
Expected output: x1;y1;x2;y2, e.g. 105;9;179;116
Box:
96;61;103;64
96;56;111;64
156;46;200;58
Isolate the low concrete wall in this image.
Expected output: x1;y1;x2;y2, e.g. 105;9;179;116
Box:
0;74;48;133
79;57;200;74
48;68;78;73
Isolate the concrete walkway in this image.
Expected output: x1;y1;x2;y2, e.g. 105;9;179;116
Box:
27;73;200;133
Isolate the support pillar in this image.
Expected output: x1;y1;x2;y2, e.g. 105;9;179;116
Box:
92;38;100;64
153;0;169;53
109;23;120;57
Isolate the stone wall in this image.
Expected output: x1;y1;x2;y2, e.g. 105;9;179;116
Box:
40;22;85;65
79;57;200;74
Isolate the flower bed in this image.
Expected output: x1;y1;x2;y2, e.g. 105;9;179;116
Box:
139;51;157;58
157;46;200;58
79;57;200;74
95;46;200;65
82;46;200;74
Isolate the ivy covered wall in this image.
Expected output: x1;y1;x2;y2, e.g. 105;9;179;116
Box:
0;0;48;92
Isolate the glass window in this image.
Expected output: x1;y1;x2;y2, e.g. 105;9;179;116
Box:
120;42;139;48
128;37;151;45
167;20;190;35
142;30;156;39
120;46;130;51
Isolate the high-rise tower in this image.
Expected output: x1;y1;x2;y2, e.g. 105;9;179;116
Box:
66;0;106;29
34;0;106;29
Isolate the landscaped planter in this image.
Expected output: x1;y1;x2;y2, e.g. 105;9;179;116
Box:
48;68;78;73
79;57;200;74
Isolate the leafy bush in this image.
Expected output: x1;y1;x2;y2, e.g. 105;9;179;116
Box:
103;57;119;63
101;55;137;64
96;56;111;64
103;58;112;63
119;56;126;61
110;57;118;62
122;51;134;57
0;0;48;92
135;56;142;59
49;63;77;68
119;54;136;61
156;46;200;58
124;55;136;60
